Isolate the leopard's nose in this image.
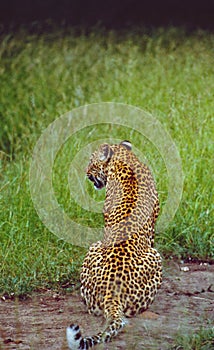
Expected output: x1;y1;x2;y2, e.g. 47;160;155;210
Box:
87;174;94;182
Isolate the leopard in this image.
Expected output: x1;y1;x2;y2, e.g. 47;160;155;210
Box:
67;140;162;349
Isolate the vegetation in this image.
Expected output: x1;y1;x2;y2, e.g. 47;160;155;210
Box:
172;327;214;350
0;26;213;296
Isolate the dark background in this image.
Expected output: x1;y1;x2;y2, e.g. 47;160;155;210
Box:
0;0;214;30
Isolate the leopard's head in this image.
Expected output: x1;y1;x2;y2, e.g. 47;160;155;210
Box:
86;140;132;190
86;143;114;189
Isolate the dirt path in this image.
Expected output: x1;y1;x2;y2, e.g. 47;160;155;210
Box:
1;262;213;350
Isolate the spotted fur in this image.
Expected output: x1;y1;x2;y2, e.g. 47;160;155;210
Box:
67;141;162;349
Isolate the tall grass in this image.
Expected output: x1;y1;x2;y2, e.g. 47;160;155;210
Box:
0;27;213;295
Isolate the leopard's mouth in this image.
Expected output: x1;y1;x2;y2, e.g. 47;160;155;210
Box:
87;174;105;190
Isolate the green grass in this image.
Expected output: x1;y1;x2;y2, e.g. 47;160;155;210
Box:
172;327;214;350
0;26;214;296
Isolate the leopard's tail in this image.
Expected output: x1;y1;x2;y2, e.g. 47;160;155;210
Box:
66;303;126;349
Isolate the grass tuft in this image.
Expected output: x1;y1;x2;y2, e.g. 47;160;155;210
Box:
172;327;214;350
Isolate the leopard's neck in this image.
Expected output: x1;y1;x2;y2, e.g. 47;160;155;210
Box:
102;159;156;246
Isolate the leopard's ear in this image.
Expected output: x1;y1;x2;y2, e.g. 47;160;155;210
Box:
99;144;114;161
120;140;132;151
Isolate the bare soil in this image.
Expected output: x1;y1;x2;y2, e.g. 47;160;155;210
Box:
0;261;213;350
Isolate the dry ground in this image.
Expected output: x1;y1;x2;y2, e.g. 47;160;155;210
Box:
1;261;213;350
